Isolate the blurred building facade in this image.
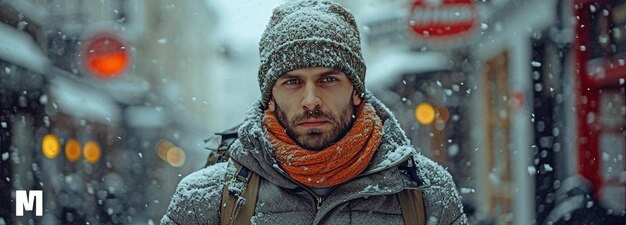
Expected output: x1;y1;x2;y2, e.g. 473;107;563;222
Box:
343;0;625;224
0;0;219;224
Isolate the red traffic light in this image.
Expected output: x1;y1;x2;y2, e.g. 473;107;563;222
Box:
83;33;130;78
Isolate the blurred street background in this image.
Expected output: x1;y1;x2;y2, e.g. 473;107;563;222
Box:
1;0;626;224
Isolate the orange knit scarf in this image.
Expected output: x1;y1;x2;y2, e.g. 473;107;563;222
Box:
263;103;383;188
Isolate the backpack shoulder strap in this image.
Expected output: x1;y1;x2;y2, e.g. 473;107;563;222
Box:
397;189;426;225
204;124;241;167
220;160;261;225
397;155;426;225
398;155;423;187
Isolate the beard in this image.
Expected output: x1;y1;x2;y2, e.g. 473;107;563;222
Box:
274;103;354;151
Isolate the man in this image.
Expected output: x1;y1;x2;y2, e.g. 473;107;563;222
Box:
161;1;467;224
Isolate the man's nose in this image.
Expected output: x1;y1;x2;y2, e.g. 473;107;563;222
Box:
301;84;321;110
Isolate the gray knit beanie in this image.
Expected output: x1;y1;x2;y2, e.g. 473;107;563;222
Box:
258;0;366;108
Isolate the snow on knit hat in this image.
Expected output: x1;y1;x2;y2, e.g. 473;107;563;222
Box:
258;0;366;108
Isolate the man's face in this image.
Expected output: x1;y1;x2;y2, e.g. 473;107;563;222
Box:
269;67;362;150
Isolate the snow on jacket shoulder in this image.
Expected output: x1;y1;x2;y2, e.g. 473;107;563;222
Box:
412;152;467;224
161;162;229;225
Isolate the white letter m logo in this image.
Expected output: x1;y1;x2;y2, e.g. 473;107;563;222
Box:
16;190;43;216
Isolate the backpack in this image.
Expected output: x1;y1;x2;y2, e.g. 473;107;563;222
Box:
204;126;426;225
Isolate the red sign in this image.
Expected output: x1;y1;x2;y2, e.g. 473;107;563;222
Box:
409;0;478;39
83;33;130;78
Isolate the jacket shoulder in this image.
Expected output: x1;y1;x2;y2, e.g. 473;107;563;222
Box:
161;162;231;225
413;153;456;192
413;153;468;225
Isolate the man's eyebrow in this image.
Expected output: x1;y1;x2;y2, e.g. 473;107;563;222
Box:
277;74;301;80
319;69;343;77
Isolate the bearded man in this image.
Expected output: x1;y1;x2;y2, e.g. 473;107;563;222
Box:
162;1;467;224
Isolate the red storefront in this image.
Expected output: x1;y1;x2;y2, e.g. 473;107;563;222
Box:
575;0;626;212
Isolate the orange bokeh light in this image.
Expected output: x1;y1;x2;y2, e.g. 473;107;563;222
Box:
83;140;101;164
65;138;81;162
84;34;129;78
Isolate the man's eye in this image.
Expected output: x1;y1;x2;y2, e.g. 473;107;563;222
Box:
322;77;338;83
284;79;301;85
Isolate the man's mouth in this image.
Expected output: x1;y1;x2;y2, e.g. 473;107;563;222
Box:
298;119;329;128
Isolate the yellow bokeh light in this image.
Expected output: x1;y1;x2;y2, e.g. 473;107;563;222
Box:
42;134;61;159
156;140;173;161
166;147;186;167
83;141;101;164
65;138;81;162
415;102;436;125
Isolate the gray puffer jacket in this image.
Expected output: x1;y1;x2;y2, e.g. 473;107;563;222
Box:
161;94;467;225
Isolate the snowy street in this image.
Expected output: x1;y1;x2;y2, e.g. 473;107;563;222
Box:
1;0;626;224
